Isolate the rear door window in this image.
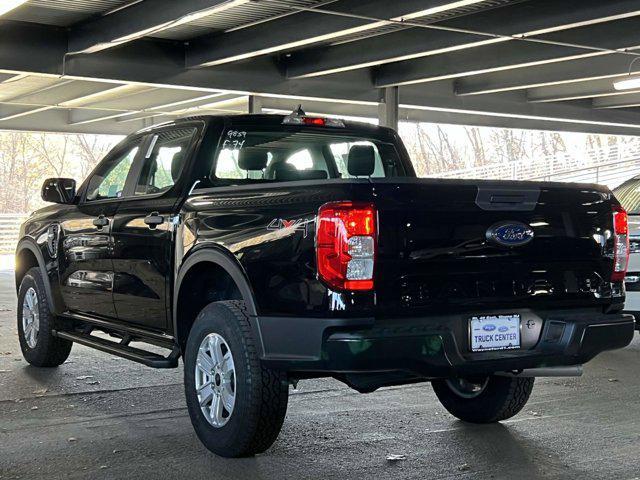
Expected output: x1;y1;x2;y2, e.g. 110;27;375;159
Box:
135;128;197;196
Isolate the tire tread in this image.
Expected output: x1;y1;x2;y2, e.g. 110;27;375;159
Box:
225;300;288;455
493;377;534;422
432;375;534;424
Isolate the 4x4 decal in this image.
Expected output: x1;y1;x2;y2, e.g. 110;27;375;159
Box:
267;218;310;238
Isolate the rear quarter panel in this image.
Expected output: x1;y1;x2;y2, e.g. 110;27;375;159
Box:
180;180;375;317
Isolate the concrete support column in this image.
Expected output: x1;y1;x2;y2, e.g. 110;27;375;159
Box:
378;87;399;130
248;95;263;114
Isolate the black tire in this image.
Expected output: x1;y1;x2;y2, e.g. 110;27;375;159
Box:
17;267;72;367
184;300;289;457
432;375;534;423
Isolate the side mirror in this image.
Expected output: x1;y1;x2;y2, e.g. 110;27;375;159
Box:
41;178;76;204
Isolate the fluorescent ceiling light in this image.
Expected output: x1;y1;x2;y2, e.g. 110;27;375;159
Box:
395;0;485;21
614;76;640;91
0;0;28;16
73;0;250;54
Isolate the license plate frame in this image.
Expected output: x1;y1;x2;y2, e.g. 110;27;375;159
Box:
469;314;521;353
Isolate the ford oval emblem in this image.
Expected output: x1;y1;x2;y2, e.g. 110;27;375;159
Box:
498;326;509;333
483;324;496;332
486;221;534;247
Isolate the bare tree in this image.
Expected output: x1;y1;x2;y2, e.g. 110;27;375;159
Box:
72;134;112;180
465;127;486;166
31;133;69;177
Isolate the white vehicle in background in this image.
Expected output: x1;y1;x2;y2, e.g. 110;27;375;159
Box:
613;177;640;329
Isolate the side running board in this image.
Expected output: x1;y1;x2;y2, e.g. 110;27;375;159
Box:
53;330;180;368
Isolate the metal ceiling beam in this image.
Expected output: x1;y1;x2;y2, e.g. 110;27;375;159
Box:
455;55;640;96
248;95;263;114
376;42;593;88
69;0;249;54
186;0;490;68
113;93;244;122
46;47;640;134
0;105;51;122
1;23;640;135
594;93;640;109
287;0;640;78
0;72;21;83
455;54;638;96
4;80;127;107
0;108;144;134
70;41;640;132
399;85;640;134
526;78;640;103
375;17;640;87
68;108;131;125
0;79;131;122
61;40;379;103
259;96;640;136
76;93;249;125
0;22;65;75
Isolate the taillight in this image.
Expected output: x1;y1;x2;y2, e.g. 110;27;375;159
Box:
316;202;376;291
612;205;629;282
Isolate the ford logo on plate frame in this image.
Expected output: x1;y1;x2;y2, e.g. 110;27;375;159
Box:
486;221;534;247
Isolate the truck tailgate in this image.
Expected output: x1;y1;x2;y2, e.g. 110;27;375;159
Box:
371;178;618;315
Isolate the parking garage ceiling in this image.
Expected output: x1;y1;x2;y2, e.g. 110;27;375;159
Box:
3;0;640;135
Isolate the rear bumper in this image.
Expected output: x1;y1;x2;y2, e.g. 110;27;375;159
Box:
253;310;635;378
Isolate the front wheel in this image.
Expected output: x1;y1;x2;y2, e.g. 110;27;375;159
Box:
432;375;534;423
17;268;72;367
184;301;289;457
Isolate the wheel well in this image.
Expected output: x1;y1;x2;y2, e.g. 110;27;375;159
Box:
175;261;243;350
15;248;38;290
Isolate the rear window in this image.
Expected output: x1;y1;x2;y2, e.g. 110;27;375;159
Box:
614;178;640;214
212;129;406;183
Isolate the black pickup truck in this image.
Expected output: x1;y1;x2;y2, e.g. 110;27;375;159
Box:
15;110;636;457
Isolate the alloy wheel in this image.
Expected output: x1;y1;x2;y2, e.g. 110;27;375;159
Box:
195;333;236;427
22;287;40;349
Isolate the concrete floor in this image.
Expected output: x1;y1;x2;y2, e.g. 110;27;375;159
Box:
1;270;639;480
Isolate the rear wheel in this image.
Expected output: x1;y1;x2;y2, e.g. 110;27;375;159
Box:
184;300;289;457
17;268;72;367
432;375;534;423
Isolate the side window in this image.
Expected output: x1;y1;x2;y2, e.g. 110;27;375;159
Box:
85;141;141;201
135;128;197;196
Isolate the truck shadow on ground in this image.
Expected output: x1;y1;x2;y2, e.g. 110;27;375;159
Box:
446;422;590;480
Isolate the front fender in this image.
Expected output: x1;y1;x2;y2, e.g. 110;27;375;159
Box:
15;238;64;314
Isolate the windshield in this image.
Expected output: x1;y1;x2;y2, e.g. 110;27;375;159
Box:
212;129;407;183
614;178;640;214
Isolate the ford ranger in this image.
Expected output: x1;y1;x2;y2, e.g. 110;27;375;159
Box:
15;110;636;457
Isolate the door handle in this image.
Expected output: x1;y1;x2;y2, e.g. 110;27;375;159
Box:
93;215;109;229
144;212;164;229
